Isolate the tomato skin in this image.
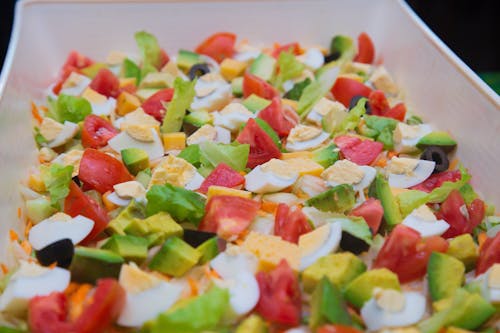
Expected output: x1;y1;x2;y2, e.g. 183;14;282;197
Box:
195;32;236;63
255;259;302;327
141;88;174;122
318;325;363;333
334;135;383;166
257;97;299;137
81;115;118;149
350;198;384;235
411;170;462;192
242;72;280;100
331;77;372;107
64;181;109;243
236;118;281;168
197;163;245;194
78;148;133;194
353;32;375;64
476;232;500;276
274;204;312;244
28;292;73;333
199;195;260;239
53;51;94;95
158;49;170;69
368;90;389;116
373;224;448;283
272;42;302;58
384;102;407;121
89;68;121;98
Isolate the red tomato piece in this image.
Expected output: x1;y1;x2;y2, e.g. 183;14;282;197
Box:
384;102;407;121
350;198;384;235
331;77;372;107
272;42;302;58
334;135;362;150
158;49;170;69
236;118;281;168
199;195;260;239
64;182;109;243
334;136;383;165
73;279;126;333
242;72;279;100
28;292;73;333
411;170;462;192
255;259;302;327
195;32;236;63
257;97;299;137
318;325;364;333
53;51;94;95
476;232;500;276
373;224;448;283
89;68;121;98
81;115;118;149
78;148;133;194
196;163;245;194
368;90;389;116
353;32;375;64
141;88;174;122
274;204;312;244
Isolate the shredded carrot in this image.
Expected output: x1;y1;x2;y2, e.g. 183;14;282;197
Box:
204;266;221;280
478;232;488;250
48;262;57;269
273;42;281;49
31;101;43;124
187;277;199;297
261;201;279;214
20;240;32;255
387;151;398;159
68;283;93;321
374;157;387;168
65;282;80;296
17;207;22;219
238;171;247;176
9;229;19;242
448;158;459;171
24;220;33;239
1;263;9;275
39;105;48;113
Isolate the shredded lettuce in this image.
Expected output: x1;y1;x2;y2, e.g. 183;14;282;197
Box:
161;77;196;133
459;183;479;205
339;98;366;132
329;35;355;61
397;190;431;217
178;144;201;168
428;165;471;203
47;94;92;123
284;78;311;101
135;31;162;77
273;51;305;90
297;65;340;117
199;141;249;173
122;58;141;84
146;184;205;226
40;163;74;209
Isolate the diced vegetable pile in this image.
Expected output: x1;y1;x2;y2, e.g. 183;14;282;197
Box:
1;31;499;333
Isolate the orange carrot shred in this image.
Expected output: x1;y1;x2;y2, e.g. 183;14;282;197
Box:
9;230;18;242
375;157;387;168
187;277;198;296
1;263;9;275
17;207;22;219
478;232;488;250
20;240;32;255
31;101;43;124
448;158;459;171
387;151;398;159
24;220;33;238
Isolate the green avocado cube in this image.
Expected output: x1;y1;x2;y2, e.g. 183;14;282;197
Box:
196;237;220;264
446;234;478;271
242;94;271;113
305;184;356;214
428;252;465;301
231;77;244;97
70;247;124;284
121;148;150;175
311;143;340;168
374;173;402;229
124;211;183;245
235;314;268;333
177;49;201;72
417;131;457;152
310;277;352;330
302;252;366;293
101;234;148;263
106;200;146;235
149;237;201;277
249;53;276;82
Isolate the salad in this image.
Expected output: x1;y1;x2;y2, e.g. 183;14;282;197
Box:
0;30;498;332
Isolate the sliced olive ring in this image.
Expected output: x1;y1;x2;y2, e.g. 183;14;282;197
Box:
324;52;340;63
35;238;74;268
349;95;371;114
188;63;210;80
420;146;449;174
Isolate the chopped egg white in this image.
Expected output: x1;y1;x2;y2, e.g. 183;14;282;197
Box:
292;175;328;199
393;123;432;153
299;222;342;271
249;214;275;235
45;121;79;148
369;66;398;95
213;103;255;132
322;159;376;191
59;72;91;96
82;88;117;116
51;149;84;177
297;48;324;70
191;73;232;112
306;98;346;125
108;129;164;160
285;124;330;152
149;154;203;189
245;159;299;193
402;205;450;237
119;108;160;142
476;264;500;304
387;157;435;188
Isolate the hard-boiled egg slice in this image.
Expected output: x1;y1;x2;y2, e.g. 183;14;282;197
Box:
213;103;255;132
297;48;324;70
292;175;328;199
148;154;201;189
215;126;231;144
301;206;334;228
191;73;232;112
82;88;117;116
213;272;260;316
234;42;262;62
306;97;346;125
393;123;432;153
321;159;376;191
0;261;70;315
186;124;230;145
51;149;83;177
249;214;275;235
285;125;330;152
262;192;302;207
45;121;79;148
210;248;259;278
108;129;164;161
402;205;450;237
285;327;310;333
245;159;299;193
59;72;91;96
387;157;435;188
107;180;147;207
185;171;205;190
106;191;131;207
361;289;426;331
476;264;500;304
28;213;94;250
299;222;342;271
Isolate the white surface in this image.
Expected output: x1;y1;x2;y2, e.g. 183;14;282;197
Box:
0;0;498;263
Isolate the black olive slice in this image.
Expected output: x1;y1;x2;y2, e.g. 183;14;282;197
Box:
188;63;210;80
421;146;449;174
349;95;371;114
183;229;217;248
339;231;370;255
324;52;340;63
35;238;74;268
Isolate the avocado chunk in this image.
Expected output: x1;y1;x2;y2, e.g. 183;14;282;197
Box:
196;237;221;264
101;234;148;263
310;277;352;330
242;94;271;113
344;268;401;309
417;131;457;152
121;148;150;175
184;110;211;127
231;77;243;97
302;252;366;293
329;35;355;61
446;234;478;271
149;237;201;277
249;53;276;82
80;63;107;79
25;197;57;224
70;247;124;284
135;168;152;188
284;78;311;101
235;314;268;333
124;211;183;246
106;200;146;235
312;143;340;168
374;173;402;229
177;49;202;72
428;252;465;301
305;184;356;214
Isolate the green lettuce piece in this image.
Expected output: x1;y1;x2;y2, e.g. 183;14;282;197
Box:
47;94;92;123
178;144;201;167
377;126;395;150
273;51;305;90
161;78;196;133
330;216;373;245
284;78;311;101
297;64;340;117
364;115;398;133
339;98;366;132
146;184;206;226
144;287;229;333
199;141;249;172
459;184;478;205
122;58;141;84
329;35;355;61
406;115;423;125
397;190;430;217
428;165;471;203
135;31;162;77
40;163;74;209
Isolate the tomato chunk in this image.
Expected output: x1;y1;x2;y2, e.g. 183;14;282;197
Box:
199;195;260;239
89;68;121;98
274;204;312;244
476;232;500;276
257;97;299;137
334;136;383;165
350;198;384;235
141;88;174;122
28;292;72;333
272;42;302;58
255;259;302;327
242;72;279;100
78;148;133;194
331;77;372;108
353;32;375;64
236;118;281;168
197;163;245;194
318;325;364;333
368;90;389;116
384;102;407;121
411;170;462;192
195;32;236;63
81;115;118;149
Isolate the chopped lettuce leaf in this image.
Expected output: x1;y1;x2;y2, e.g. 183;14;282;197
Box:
428;165;471;203
339;98;366;132
406;115;423;125
284;78;311;101
199;141;249;172
161;78;196;133
47;94;92;123
364;115;398;133
273;51;305;90
297;65;339;117
459;183;478;205
40;163;74;209
146;184;206;226
122;58;141;84
135;31;162;77
397;190;431;217
377;126;395;150
178;144;201;167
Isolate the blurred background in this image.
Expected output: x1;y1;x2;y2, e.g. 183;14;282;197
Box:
0;0;499;93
